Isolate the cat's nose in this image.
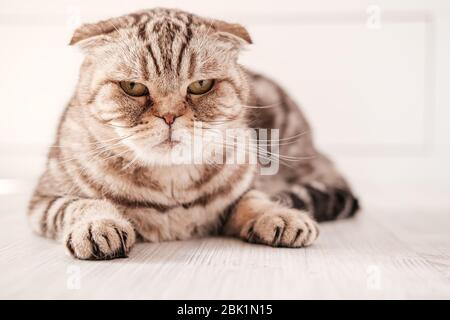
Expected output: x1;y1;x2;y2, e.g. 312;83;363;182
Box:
162;113;176;126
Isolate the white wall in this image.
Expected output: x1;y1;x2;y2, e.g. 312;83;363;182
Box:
1;0;449;210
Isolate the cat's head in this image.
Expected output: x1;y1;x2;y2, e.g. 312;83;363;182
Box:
70;8;252;166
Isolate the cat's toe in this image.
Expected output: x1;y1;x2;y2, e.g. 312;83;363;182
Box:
242;208;319;248
64;218;135;260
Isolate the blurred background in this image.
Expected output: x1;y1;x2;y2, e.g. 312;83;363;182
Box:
1;0;449;212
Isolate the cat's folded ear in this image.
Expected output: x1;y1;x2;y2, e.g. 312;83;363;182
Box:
69;12;252;52
212;20;252;45
69;15;135;50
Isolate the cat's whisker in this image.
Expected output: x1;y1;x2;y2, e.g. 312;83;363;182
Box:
190;134;316;164
57;134;135;165
49;133;135;149
217;140;316;161
193;134;304;148
192;128;310;144
218;144;296;169
222;132;311;145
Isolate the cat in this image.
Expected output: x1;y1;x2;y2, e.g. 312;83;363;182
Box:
28;8;359;260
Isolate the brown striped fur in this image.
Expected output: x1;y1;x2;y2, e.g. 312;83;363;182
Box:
28;8;358;260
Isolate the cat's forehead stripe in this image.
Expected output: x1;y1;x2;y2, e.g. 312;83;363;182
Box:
123;10;208;81
146;43;161;76
146;15;195;78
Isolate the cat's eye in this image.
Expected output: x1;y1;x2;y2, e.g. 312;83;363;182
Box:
119;81;149;97
187;79;215;95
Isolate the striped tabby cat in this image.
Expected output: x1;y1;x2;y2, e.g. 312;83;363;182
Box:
28;8;359;260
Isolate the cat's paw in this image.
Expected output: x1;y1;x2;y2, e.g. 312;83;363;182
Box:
302;184;359;222
241;208;319;248
274;184;359;222
64;218;136;260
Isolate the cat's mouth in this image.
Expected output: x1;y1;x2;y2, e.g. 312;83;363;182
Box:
157;138;180;148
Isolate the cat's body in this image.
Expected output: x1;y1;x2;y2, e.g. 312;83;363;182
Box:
28;8;358;259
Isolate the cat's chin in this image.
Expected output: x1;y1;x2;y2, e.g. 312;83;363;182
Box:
129;142;198;167
126;136;225;167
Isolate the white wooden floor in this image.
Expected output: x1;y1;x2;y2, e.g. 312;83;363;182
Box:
0;192;449;299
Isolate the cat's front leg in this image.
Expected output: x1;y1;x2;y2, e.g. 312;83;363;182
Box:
28;195;136;260
222;190;319;247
